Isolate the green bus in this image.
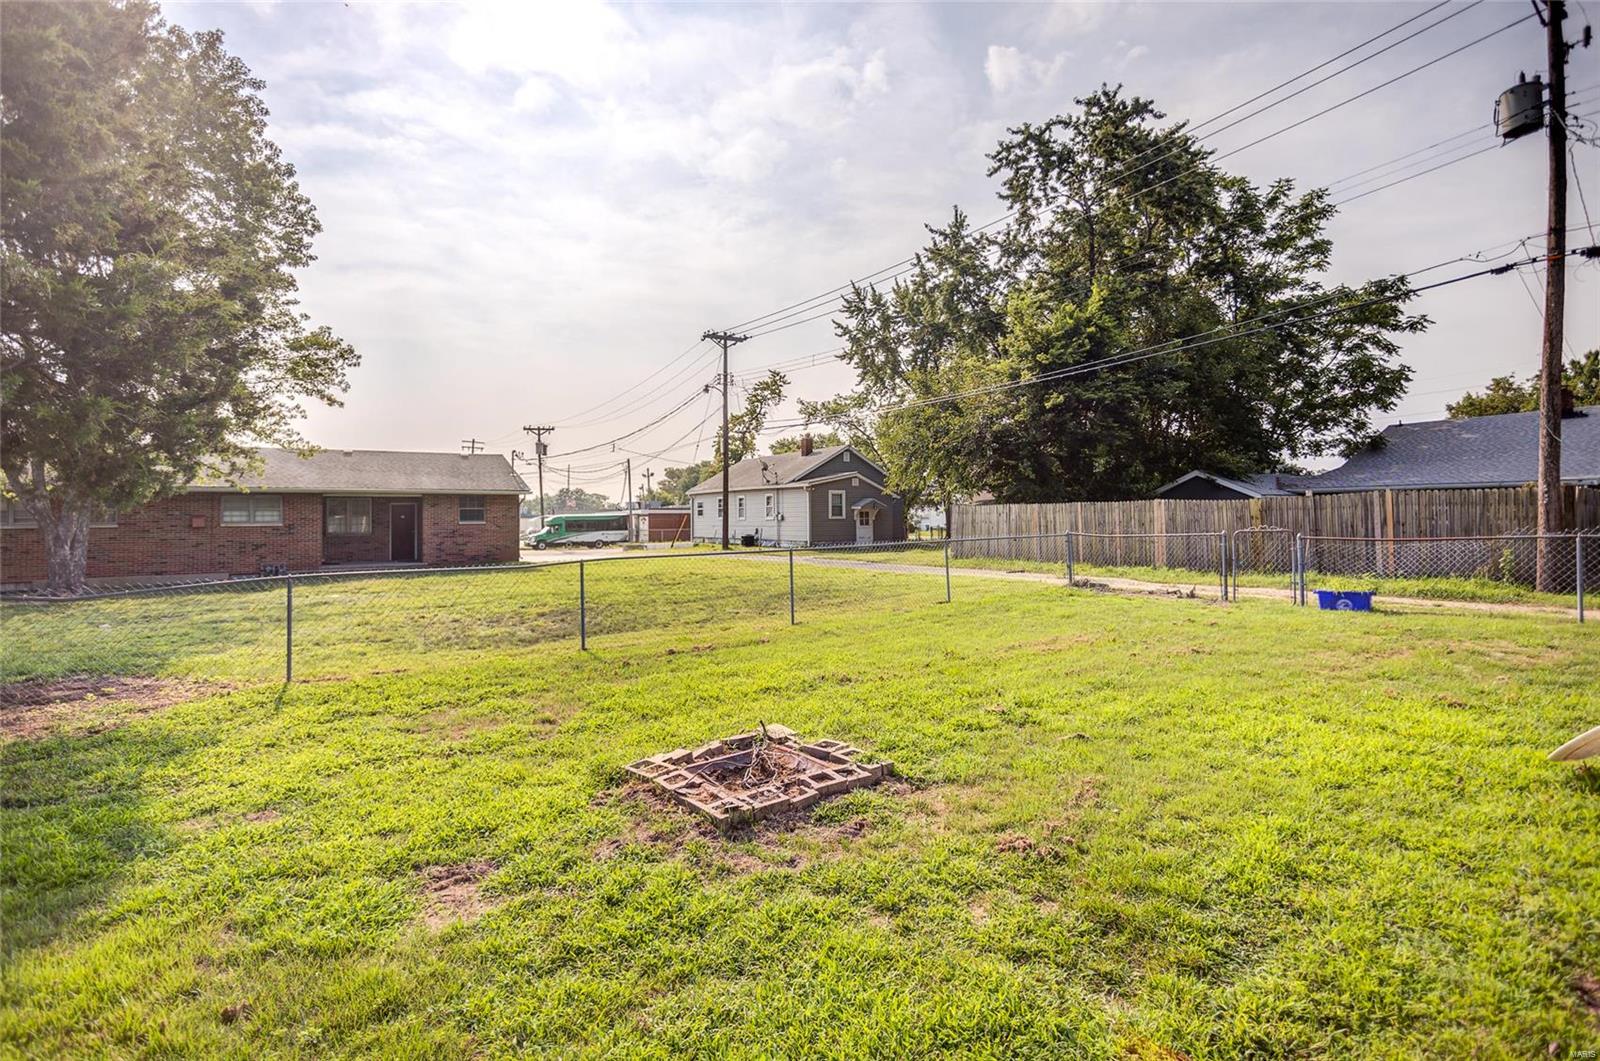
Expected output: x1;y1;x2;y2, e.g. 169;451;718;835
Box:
526;512;630;549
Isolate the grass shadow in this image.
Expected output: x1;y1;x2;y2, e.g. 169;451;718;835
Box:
1;723;205;960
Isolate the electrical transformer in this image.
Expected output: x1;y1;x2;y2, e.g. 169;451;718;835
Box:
1497;74;1545;141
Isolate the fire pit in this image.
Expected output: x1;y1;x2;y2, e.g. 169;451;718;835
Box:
625;723;892;829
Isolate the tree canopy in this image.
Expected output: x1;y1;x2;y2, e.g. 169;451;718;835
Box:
715;371;788;465
1446;350;1600;418
1;0;357;592
770;430;845;454
804;87;1426;506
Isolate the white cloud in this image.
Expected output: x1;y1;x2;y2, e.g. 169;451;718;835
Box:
512;78;559;115
984;44;1067;94
704;128;790;183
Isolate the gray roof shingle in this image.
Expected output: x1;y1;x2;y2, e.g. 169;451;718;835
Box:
1304;406;1600;492
192;448;528;494
687;445;878;495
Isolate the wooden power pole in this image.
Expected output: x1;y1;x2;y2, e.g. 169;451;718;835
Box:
1537;0;1569;590
702;330;749;549
522;425;554;525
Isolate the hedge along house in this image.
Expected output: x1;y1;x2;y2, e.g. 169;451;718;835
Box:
0;449;527;588
686;439;905;546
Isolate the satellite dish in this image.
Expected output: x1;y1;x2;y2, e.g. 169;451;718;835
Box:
1549;723;1600;761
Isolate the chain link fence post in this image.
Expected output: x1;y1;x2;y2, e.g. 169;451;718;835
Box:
1293;533;1304;606
1218;531;1227;600
1065;531;1075;585
1578;533;1586;624
284;575;294;684
789;547;796;625
579;560;587;650
944;539;952;603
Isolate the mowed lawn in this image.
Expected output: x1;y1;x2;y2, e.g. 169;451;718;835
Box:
2;565;1598;1057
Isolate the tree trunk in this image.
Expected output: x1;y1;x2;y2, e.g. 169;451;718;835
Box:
30;497;92;596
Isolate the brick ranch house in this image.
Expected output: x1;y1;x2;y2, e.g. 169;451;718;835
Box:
0;449;527;588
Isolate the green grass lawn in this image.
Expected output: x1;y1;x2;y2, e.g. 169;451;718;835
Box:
3;565;1598;1057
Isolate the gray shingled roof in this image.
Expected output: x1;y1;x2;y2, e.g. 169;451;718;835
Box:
192;448;528;494
687;445;878;495
1304;406;1600;491
1155;470;1304;498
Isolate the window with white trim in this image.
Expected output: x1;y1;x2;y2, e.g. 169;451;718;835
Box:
764;494;774;517
736;496;746;519
828;490;846;519
842;451;850;463
221;494;282;526
0;499;118;528
851;477;860;486
458;495;486;524
716;497;723;517
695;500;704;517
325;497;372;534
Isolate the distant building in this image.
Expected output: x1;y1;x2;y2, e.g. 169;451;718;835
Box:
1155;406;1600;499
1;448;526;588
686;438;904;545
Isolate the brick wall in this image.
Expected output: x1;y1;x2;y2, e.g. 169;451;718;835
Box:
1;490;524;587
421;494;519;565
0;493;323;585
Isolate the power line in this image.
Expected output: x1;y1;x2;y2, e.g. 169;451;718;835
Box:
545;388;712;461
762;246;1595;429
727;4;1521;337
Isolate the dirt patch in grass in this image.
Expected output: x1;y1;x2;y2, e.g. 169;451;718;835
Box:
1574;972;1600;1021
418;860;496;929
243;809;282;824
0;675;225;740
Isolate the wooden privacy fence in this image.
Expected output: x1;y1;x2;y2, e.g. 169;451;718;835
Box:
953;485;1600;545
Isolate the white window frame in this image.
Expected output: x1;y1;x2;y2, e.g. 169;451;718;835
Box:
716;497;723;517
764;494;774;517
0;499;118;528
851;477;860;486
828;490;846;519
695;500;705;517
221;494;282;526
458;495;487;524
325;496;372;535
842;451;851;463
736;495;746;519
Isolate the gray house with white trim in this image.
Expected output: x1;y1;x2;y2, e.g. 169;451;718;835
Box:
686;441;905;545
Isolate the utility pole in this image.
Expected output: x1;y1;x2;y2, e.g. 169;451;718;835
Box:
1538;0;1569;590
461;438;484;454
1499;2;1589;589
702;330;749;549
624;458;634;541
522;425;554;526
641;467;654;503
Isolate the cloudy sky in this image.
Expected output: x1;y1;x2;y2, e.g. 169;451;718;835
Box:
166;0;1599;488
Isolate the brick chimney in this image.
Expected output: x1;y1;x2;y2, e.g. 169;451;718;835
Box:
799;433;814;457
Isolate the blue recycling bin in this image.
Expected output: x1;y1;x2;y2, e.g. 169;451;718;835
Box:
1315;589;1373;612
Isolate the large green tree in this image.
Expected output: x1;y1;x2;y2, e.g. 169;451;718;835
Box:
806;88;1425;503
1446;350;1600;418
1;1;357;593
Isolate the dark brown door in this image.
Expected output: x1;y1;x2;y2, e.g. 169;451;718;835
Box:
390;503;417;562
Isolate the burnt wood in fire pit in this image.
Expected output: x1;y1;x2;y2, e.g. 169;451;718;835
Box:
624;725;892;829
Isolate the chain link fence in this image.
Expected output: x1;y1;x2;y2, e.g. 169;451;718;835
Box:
2;531;1589;692
1293;532;1590;615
